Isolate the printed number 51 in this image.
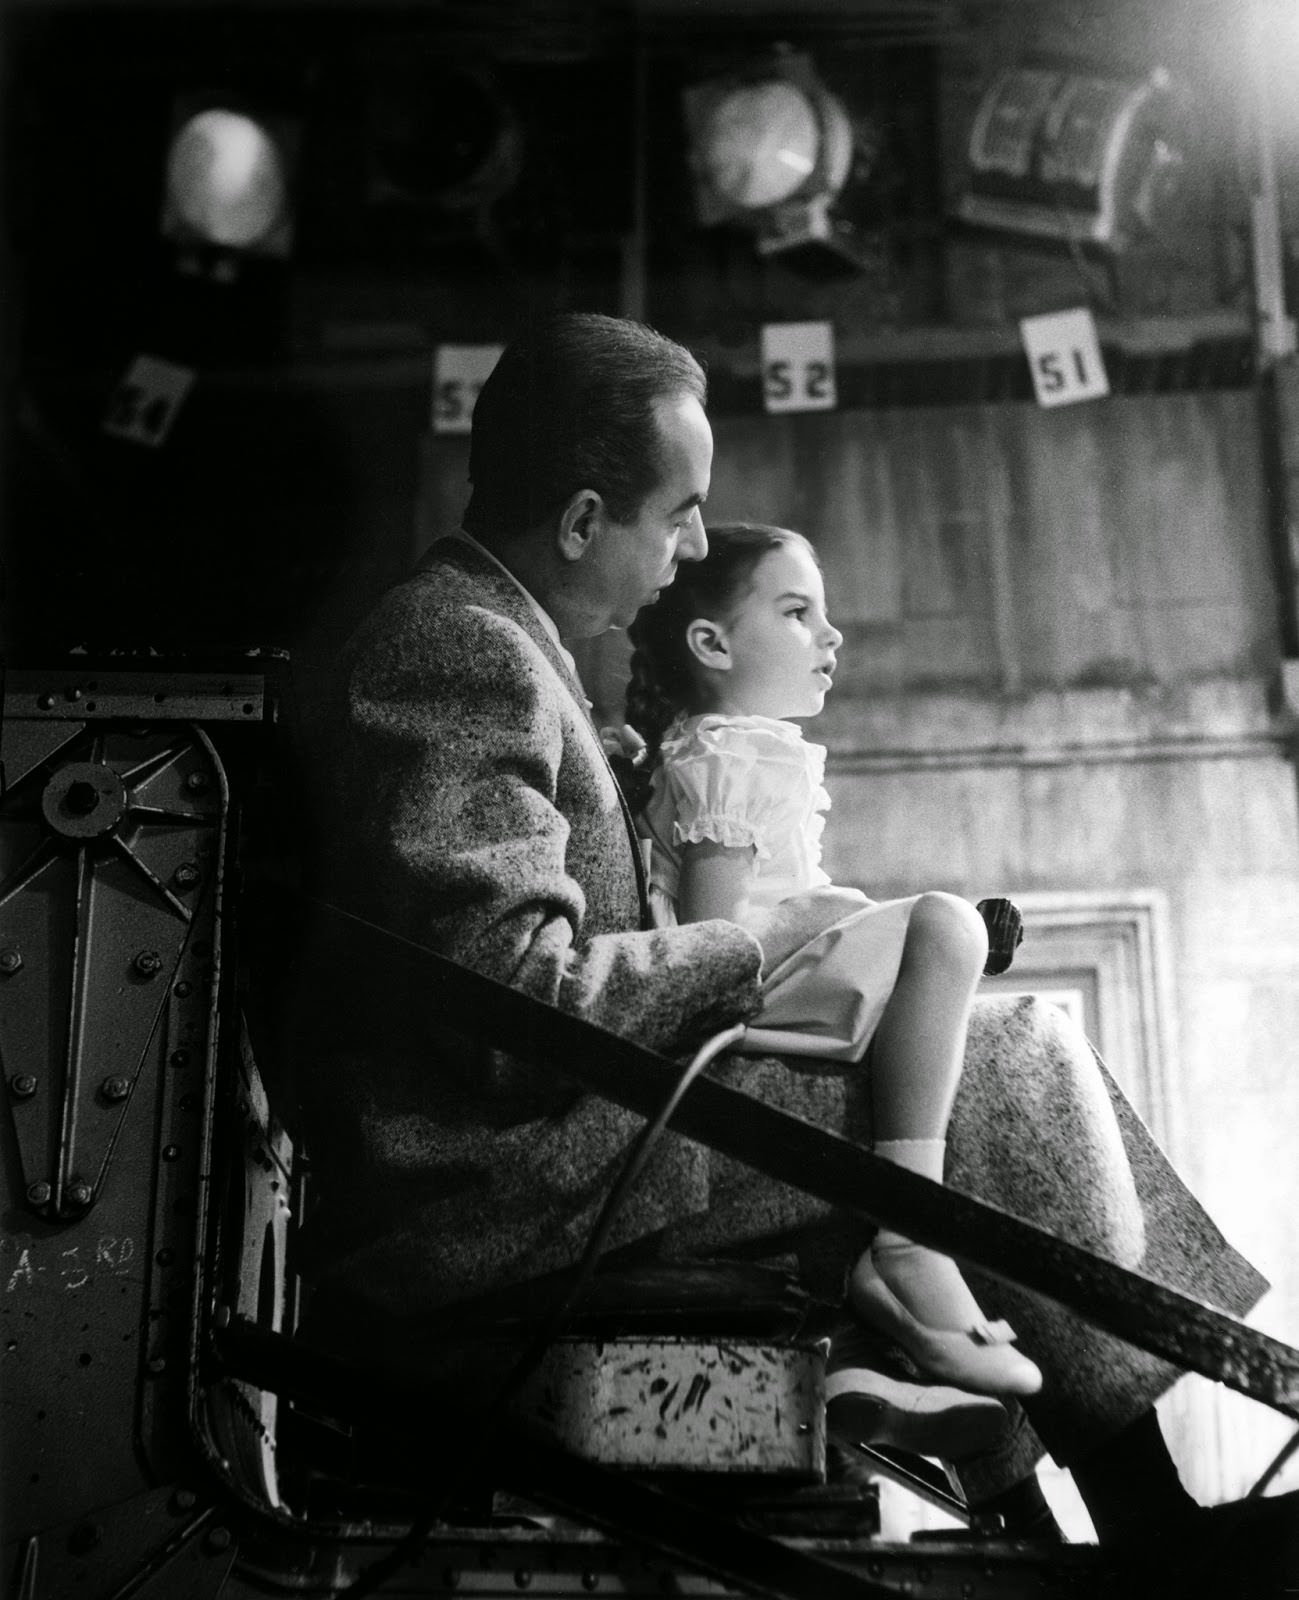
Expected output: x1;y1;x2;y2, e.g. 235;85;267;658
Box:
1035;348;1092;393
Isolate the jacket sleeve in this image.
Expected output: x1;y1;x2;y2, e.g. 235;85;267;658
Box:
334;593;764;1059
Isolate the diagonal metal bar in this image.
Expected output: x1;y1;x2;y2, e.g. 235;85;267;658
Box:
835;1443;970;1523
102;1504;220;1600
107;833;193;922
55;843;94;1211
127;803;211;825
1251;1425;1299;1499
270;888;1299;1421
118;742;187;789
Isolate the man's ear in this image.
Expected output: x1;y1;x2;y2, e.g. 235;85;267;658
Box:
556;488;604;563
685;617;731;672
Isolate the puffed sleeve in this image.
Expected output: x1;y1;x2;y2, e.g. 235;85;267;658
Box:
658;716;813;861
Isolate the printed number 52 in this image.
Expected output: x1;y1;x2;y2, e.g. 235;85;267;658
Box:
763;359;831;403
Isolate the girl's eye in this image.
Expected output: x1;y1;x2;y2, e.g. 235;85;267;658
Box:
786;606;807;620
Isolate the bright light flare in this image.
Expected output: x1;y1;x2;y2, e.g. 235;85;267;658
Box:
166;109;287;249
698;80;822;211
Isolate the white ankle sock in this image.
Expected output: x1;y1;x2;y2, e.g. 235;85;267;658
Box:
869;1137;987;1333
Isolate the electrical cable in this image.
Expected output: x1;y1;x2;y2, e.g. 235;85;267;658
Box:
340;1020;749;1598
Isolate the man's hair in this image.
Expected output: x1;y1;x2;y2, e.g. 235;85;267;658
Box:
464;313;707;540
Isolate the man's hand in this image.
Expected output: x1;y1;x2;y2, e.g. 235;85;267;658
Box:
745;886;870;978
976;897;1024;975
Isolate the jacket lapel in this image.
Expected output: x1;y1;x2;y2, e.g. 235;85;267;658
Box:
424;540;651;927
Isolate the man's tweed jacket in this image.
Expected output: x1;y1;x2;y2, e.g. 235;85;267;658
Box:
296;537;770;1313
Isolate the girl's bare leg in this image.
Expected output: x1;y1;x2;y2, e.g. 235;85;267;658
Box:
848;893;1042;1396
869;891;986;1136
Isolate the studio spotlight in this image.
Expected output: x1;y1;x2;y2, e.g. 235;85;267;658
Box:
683;51;873;269
162;103;298;260
956;66;1183;250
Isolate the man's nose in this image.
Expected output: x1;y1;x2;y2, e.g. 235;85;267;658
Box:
679;509;707;562
823;618;843;648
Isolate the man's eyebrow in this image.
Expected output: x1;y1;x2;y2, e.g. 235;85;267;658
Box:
775;589;812;603
671;491;706;514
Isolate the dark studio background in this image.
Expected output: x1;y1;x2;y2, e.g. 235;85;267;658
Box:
0;1;949;662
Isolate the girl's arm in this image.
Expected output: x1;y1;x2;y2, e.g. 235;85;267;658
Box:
677;839;756;925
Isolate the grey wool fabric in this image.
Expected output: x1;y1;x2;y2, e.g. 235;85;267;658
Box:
296;537;768;1308
295;536;1266;1487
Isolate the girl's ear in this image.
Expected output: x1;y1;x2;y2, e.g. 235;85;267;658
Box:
685;616;731;672
556;489;604;562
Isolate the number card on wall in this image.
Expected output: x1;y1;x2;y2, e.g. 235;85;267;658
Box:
432;344;504;436
1020;309;1110;408
102;355;196;447
760;321;837;414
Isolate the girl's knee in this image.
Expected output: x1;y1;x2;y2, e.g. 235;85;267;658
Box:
907;891;988;978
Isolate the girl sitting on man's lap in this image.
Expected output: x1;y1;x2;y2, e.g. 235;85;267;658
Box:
619;520;1040;1403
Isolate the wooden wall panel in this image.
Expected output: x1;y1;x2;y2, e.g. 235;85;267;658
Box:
416;390;1280;729
792;414;904;629
703;415;801;543
700;389;1279;717
1002;404;1135;685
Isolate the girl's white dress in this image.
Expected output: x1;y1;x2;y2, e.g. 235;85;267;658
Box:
640;712;918;1061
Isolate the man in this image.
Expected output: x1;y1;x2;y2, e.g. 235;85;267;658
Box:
297;314;838;1309
297;314;1295;1578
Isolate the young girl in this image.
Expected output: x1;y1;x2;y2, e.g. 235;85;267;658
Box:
622;522;1041;1401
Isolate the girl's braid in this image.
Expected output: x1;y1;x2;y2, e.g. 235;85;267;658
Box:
625;630;689;771
620;604;692;813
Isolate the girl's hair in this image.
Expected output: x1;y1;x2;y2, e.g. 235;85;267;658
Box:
625;521;816;780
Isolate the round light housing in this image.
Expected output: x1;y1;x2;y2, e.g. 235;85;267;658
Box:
165;108;288;249
698;80;823;211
